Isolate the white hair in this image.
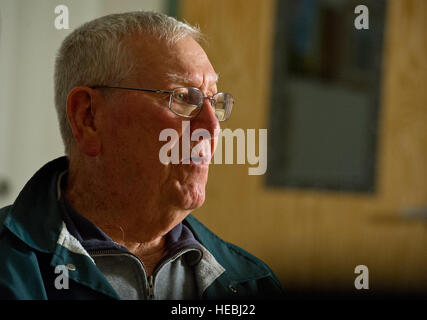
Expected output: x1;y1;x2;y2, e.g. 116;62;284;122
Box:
54;11;202;156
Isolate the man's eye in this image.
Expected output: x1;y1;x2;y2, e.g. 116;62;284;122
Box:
177;93;186;100
173;88;203;106
174;92;189;102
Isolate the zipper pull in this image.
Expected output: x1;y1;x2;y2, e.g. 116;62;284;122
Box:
147;275;155;300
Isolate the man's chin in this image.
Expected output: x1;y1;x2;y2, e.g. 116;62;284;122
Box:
180;192;206;211
171;183;206;211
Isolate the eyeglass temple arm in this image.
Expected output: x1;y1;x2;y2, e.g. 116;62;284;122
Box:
90;85;172;94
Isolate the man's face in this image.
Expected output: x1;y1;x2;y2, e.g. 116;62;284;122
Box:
96;34;220;213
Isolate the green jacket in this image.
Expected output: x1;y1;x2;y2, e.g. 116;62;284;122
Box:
0;157;284;299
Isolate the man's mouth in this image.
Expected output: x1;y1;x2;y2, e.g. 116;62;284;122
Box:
181;156;209;165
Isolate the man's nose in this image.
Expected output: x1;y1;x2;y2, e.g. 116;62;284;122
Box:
191;98;220;138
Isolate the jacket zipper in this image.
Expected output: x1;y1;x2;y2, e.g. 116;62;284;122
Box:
90;247;200;300
89;249;122;255
147;275;155;300
145;247;199;300
90;249;153;299
90;249;157;300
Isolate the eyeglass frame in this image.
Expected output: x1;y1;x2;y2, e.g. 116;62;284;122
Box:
90;85;233;121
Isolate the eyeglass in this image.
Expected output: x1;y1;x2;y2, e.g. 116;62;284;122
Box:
90;85;234;122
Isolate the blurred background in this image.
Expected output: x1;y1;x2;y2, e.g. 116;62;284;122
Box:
0;0;426;297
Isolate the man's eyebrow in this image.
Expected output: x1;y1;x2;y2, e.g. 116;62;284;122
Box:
165;72;220;85
164;73;192;85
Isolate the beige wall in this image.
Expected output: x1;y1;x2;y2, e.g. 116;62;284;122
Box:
180;0;427;292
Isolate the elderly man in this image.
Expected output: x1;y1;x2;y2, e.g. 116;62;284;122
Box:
0;11;283;300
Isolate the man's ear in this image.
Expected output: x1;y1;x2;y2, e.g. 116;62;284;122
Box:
66;86;101;157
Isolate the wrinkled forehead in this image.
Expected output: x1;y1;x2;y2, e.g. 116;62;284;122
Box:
125;33;218;89
164;72;220;87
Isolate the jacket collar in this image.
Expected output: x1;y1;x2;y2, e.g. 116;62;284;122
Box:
3;157;68;253
2;157;120;299
184;214;271;284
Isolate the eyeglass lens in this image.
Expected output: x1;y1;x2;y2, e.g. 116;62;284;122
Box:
171;87;233;121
